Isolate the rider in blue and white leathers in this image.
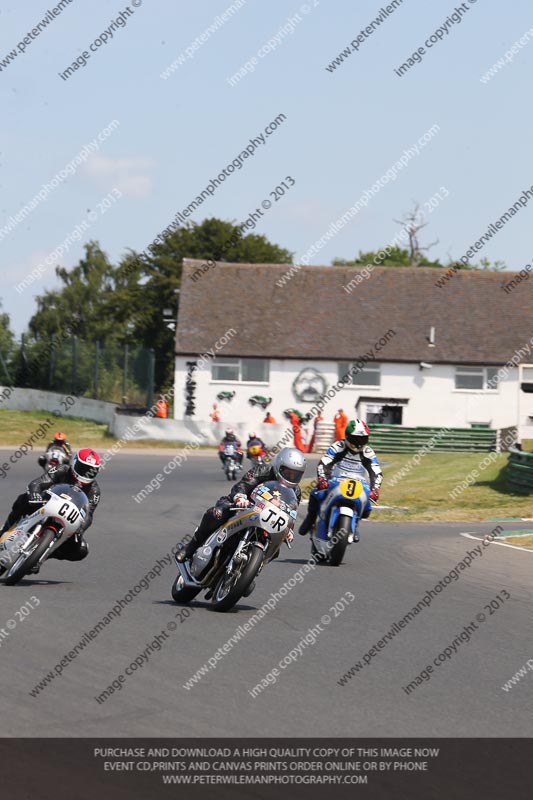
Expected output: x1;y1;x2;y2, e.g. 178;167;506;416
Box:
298;419;383;538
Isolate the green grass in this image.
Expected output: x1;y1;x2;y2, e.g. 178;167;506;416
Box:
302;452;533;522
0;409;213;450
503;535;533;548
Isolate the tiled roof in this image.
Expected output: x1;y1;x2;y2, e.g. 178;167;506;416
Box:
176;260;531;365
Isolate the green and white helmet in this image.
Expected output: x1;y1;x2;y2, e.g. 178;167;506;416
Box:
345;419;370;451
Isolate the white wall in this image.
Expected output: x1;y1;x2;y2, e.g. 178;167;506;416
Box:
0;387;117;425
174;357;519;430
110;412;293;446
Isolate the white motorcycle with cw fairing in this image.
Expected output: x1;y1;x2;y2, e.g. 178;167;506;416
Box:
0;484;89;585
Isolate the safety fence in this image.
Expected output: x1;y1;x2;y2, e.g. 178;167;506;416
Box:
367;425;497;453
2;336;155;406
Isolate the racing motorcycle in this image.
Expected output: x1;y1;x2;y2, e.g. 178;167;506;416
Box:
0;485;89;585
171;481;298;612
310;463;371;566
38;447;70;470
221;443;240;481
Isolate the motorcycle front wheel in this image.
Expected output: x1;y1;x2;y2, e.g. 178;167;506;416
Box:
211;545;263;612
328;515;352;567
171;573;201;604
4;528;56;585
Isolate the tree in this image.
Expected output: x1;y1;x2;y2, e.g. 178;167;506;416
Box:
0;302;15;383
393;205;439;266
333;246;444;268
333;203;506;270
29;241;137;343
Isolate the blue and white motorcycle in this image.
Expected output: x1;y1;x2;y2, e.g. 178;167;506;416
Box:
310;464;371;566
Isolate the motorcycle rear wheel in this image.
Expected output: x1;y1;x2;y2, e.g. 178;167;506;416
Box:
4;528;56;585
211;546;263;612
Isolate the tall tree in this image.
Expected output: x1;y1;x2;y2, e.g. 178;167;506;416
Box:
0;301;15;383
29;241;138;342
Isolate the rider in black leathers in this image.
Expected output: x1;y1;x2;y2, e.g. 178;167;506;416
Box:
1;449;101;562
176;447;306;562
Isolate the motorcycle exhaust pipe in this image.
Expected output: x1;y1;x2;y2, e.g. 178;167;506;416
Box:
175;560;202;588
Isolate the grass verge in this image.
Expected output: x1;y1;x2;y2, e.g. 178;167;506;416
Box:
0;410;212;450
302;451;533;522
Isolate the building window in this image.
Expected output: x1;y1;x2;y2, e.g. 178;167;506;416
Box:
211;357;269;383
339;362;381;387
455;366;499;391
242;358;269;382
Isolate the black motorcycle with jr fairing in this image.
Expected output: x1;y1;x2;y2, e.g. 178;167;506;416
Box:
171;481;298;612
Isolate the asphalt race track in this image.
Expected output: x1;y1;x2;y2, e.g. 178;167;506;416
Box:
1;450;532;737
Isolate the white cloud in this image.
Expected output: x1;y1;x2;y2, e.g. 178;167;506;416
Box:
83;155;155;198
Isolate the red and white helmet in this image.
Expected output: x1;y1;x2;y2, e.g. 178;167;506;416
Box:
71;448;101;485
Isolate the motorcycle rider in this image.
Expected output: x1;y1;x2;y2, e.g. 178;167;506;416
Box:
246;431;267;461
176;446;306;563
298;419;382;540
1;448;102;565
218;427;243;468
37;431;72;468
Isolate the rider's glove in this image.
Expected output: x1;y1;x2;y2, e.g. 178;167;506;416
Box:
317;476;328;490
370;488;380;503
28;492;44;504
234;493;250;508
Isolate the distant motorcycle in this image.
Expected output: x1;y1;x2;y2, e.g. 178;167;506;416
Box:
172;481;298;612
0;484;89;585
221;443;239;481
310;464;371;566
38;448;70;470
247;442;267;465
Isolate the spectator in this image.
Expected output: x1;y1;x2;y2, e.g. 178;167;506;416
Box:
155;395;169;418
210;403;221;422
334;408;348;440
263;411;276;423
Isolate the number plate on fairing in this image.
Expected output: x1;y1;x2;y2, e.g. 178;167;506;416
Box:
339;478;364;499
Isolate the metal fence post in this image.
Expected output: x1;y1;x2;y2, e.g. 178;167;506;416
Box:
48;332;56;389
147;348;155;410
122;343;129;404
94;341;100;398
72;336;78;395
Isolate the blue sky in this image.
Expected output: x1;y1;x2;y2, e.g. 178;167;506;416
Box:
1;0;532;334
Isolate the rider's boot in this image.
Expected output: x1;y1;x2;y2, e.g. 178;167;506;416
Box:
298;497;319;535
298;514;315;535
176;527;201;562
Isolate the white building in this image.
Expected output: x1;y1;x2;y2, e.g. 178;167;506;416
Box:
174;260;533;443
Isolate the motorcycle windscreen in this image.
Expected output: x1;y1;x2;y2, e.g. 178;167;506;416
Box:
50;484;90;512
330;462;370;485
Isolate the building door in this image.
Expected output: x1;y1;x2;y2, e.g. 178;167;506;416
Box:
365;403;403;425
